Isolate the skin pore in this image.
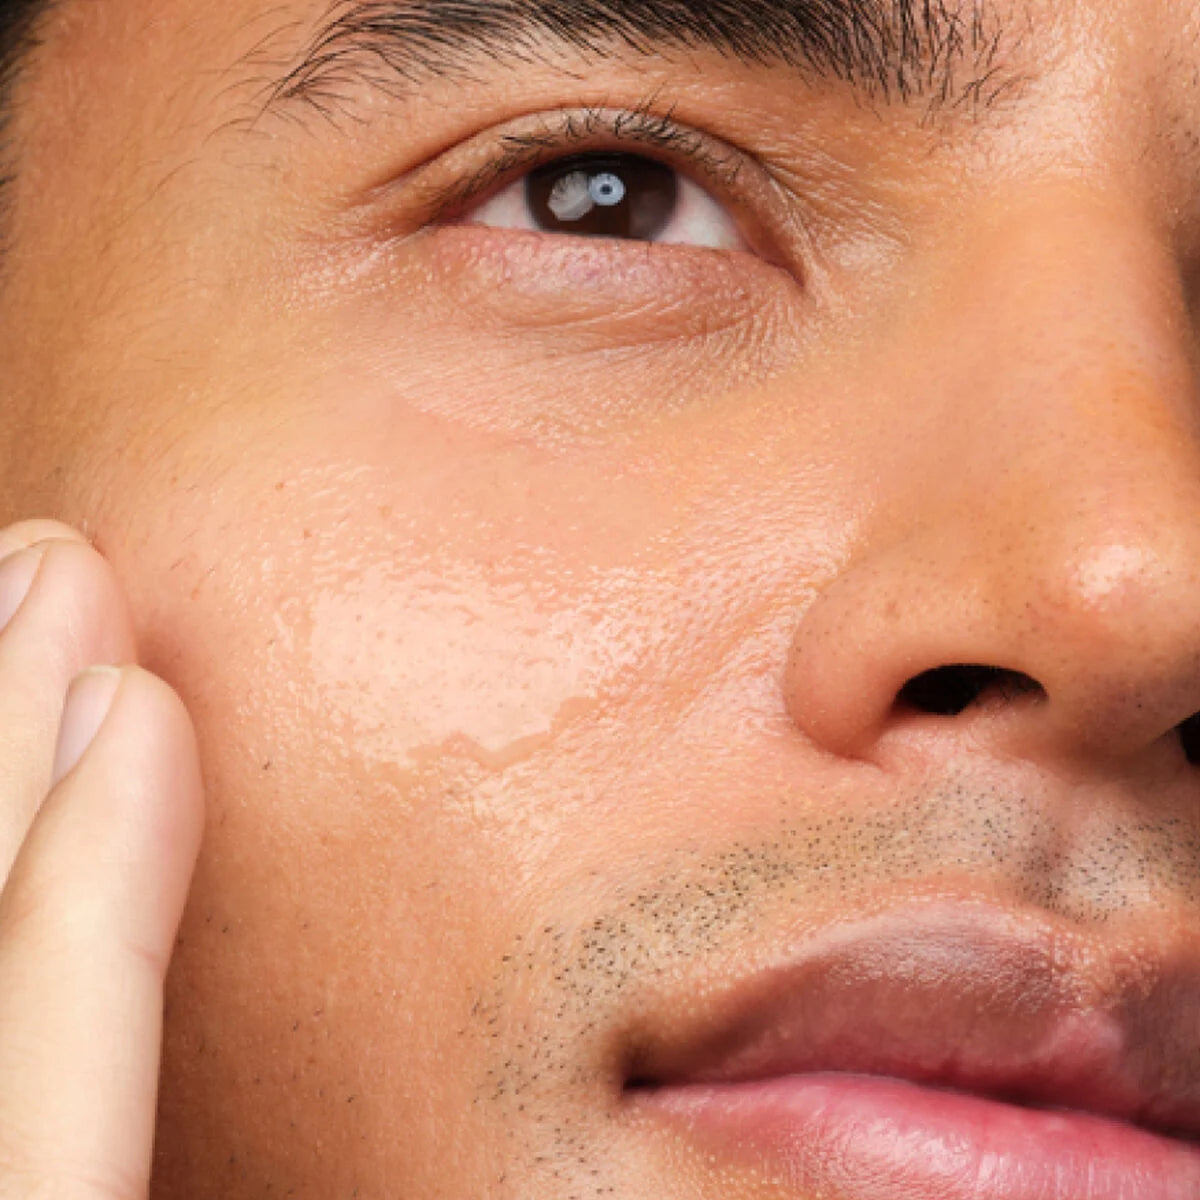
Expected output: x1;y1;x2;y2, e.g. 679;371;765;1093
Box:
3;0;1200;1196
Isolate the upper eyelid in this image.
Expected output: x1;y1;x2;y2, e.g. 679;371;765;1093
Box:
335;101;807;273
420;104;749;224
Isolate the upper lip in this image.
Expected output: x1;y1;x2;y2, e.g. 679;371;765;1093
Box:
622;900;1200;1141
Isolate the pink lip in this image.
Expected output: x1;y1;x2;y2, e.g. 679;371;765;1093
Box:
639;1074;1200;1200
624;902;1200;1199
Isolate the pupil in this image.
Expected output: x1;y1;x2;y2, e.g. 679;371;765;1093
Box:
527;155;679;241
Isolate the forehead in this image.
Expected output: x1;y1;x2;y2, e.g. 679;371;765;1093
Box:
19;0;1200;123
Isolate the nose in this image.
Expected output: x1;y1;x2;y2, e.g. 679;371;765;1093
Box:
783;189;1200;773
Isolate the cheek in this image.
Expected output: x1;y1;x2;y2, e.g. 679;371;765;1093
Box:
66;384;743;919
26;335;869;1188
95;406;656;798
51;353;864;850
63;402;683;1186
308;560;613;772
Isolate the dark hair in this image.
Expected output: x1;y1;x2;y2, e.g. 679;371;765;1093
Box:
0;0;50;190
0;0;48;92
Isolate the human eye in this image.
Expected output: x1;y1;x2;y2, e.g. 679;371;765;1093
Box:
466;152;745;250
419;104;776;259
357;100;805;352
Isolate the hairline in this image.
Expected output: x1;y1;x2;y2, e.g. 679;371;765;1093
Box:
0;0;59;252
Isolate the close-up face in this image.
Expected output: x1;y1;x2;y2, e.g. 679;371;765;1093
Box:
4;0;1200;1195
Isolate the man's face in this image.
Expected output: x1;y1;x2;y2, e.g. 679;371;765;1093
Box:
5;0;1200;1195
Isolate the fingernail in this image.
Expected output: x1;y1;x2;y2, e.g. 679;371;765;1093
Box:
52;667;123;787
0;547;43;632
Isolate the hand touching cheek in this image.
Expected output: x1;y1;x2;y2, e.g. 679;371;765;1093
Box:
0;519;203;1200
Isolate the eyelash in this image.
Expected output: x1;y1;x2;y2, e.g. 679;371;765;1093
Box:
421;101;747;228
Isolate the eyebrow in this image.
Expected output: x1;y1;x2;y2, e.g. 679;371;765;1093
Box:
271;0;1023;117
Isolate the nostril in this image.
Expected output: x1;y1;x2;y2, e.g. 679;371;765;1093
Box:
1179;713;1200;766
896;665;1043;717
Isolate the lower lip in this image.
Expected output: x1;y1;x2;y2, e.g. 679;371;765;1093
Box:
633;1074;1200;1200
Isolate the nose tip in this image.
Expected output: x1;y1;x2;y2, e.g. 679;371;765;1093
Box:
1026;537;1200;759
785;492;1200;770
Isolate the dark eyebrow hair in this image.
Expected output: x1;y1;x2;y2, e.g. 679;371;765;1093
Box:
271;0;1024;118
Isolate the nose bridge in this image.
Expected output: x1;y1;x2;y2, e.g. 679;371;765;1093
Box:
784;188;1200;767
929;188;1199;494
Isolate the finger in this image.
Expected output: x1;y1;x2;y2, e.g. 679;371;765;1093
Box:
0;536;138;878
0;519;91;557
0;665;204;1199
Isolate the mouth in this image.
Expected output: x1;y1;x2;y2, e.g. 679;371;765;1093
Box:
621;901;1200;1200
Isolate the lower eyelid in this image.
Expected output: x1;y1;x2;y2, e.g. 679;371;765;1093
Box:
423;219;799;336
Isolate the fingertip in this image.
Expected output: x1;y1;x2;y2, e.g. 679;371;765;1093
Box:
49;663;206;895
0;519;92;558
103;665;207;893
51;666;124;789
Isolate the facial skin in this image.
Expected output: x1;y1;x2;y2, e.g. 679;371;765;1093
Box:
4;0;1200;1195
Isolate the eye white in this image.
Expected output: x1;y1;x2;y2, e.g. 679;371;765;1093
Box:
467;162;746;251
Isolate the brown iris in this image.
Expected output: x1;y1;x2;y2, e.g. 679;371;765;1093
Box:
525;154;679;241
